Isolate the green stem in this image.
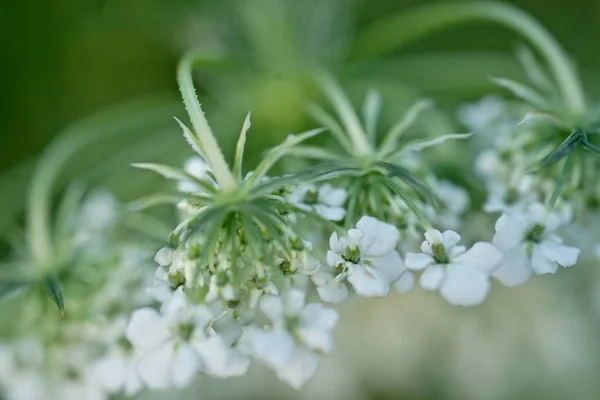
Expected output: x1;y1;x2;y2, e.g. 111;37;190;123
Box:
177;52;237;192
353;1;586;115
27;99;178;269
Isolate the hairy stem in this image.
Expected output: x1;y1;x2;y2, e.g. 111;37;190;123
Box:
177;52;237;191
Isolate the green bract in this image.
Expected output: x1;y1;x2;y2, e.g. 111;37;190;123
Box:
132;53;355;299
291;74;472;229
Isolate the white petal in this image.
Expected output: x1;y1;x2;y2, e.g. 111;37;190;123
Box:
93;353;126;393
492;245;532;287
123;365;144;397
284;289;306;316
154;247;173;267
405;252;434;270
318;184;347;207
394;272;415;293
539;241;580;267
299;303;339;331
126;308;170;351
347;265;389;297
419;265;445;291
457;242;502;273
493;213;525;250
316;282;349;303
172;343;201;389
297;327;334;354
328;232;344;255
136;343;174;390
441;230;461;249
314;205;345;221
424;229;443;244
366;250;405;282
160;288;190;321
259;295;284;323
356;216;399;256
275;347;320;390
250;330;295;369
440;264;490;306
527;202;546;223
531;245;558;275
183;157;210;179
326;250;344;268
194;336;250;378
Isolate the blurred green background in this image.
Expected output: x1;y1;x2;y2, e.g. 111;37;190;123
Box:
3;0;600;173
2;1;600;399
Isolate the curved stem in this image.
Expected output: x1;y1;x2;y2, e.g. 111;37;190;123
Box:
27;100;179;268
352;1;586;115
177;52;237;192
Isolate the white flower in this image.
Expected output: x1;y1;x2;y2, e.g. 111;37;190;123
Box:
92;342;143;396
492;202;580;287
286;183;347;221
317;216;410;300
405;229;502;306
178;156;215;193
243;289;338;389
126;289;249;390
146;246;197;302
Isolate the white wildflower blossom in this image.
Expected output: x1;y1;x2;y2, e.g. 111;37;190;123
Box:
126;289;250;390
92;345;143;397
316;216;410;300
492;202;580;287
243;289;338;389
406;229;502;306
286;183;347;221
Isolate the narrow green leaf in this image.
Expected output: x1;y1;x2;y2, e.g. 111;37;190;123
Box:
547;153;574;211
581;132;600;154
250;165;358;198
44;276;64;316
131;163;217;193
246;128;326;187
174;117;207;157
54;181;87;243
287;146;345;161
306;103;354;154
374;161;434;202
379;99;433;156
382;179;431;229
178;52;237;191
362;90;382;144
400;132;473;153
233;112;252;181
534;130;582;170
172;205;213;237
126;193;182;212
490;77;548;110
315;73;372;154
515;44;553;91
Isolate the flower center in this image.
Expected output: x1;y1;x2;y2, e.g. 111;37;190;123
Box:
432;243;450;264
342;247;361;264
525;223;545;243
168;270;186;290
304;189;319;205
178;322;195;341
279;259;295;276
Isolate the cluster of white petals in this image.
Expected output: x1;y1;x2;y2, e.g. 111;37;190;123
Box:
406;229;502;306
492;202;580;286
313;216;412;302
